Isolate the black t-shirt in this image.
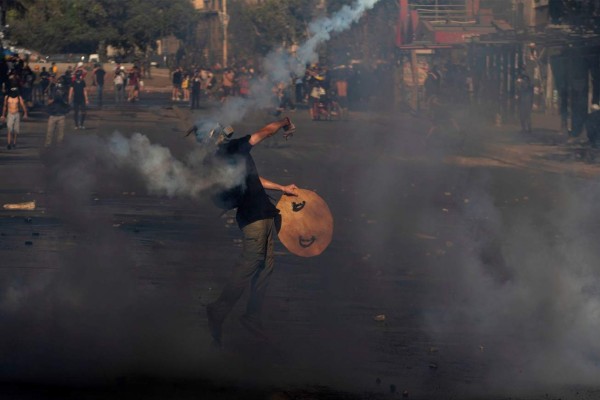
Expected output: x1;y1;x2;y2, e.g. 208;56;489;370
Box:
47;98;70;116
72;79;86;104
216;135;279;228
95;68;106;85
172;70;182;85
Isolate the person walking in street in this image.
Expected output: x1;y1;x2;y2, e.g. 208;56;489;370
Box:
127;65;141;103
113;69;125;103
585;104;600;148
1;87;28;150
69;70;88;129
44;92;70;147
92;63;106;107
221;68;235;103
172;67;183;101
190;71;201;110
204;117;297;347
334;76;349;120
516;72;534;133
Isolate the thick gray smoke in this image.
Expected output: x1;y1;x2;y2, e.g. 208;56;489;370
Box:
107;132;245;198
420;174;600;394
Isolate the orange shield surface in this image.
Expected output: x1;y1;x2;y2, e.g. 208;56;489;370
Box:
276;189;333;257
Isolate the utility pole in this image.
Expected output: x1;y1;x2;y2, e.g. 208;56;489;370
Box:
221;0;229;67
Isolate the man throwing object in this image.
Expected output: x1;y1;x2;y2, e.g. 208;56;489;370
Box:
203;117;297;347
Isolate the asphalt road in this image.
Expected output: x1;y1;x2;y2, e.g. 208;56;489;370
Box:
1;92;600;400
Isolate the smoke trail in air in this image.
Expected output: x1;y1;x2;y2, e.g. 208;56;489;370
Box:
193;0;381;135
106;132;245;199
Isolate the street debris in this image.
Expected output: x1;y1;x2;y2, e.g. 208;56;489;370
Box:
24;241;33;246
444;192;451;196
429;362;438;369
373;314;386;322
3;201;35;210
403;390;409;397
442;208;449;213
415;233;437;240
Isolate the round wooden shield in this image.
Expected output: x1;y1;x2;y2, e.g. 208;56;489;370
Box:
276;189;333;257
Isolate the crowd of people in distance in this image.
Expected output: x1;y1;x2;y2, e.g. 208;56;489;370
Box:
0;55;149;149
10;52;599;152
169;62;353;119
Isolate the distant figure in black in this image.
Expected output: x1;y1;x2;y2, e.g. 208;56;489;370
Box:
585;104;600;148
424;66;441;104
515;73;534;133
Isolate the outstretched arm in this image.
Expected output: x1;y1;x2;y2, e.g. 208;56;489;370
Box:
249;117;294;146
259;176;298;196
19;97;28;119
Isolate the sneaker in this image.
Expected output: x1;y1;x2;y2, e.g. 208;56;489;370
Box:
206;304;222;347
6;144;10;150
80;126;86;130
239;314;269;341
74;126;79;130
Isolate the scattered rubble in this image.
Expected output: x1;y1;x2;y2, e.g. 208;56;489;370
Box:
3;201;35;210
415;233;436;240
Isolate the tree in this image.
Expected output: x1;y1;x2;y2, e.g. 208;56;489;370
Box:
228;0;316;60
6;0;198;55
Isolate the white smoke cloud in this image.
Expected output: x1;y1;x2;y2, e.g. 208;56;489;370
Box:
45;132;246;202
421;176;600;391
296;0;380;69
